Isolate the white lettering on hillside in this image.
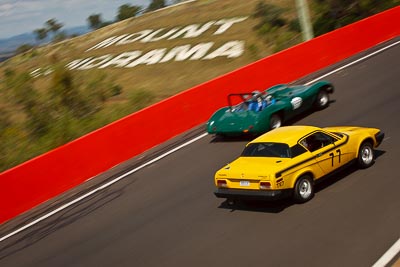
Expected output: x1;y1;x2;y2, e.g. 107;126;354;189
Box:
166;21;216;40
66;58;93;69
32;17;249;76
203;41;244;59
126;49;167;67
86;16;248;51
139;28;179;43
86;35;128;51
117;30;153;45
68;41;244;70
213;17;248;35
98;51;142;68
79;55;114;69
159;42;214;62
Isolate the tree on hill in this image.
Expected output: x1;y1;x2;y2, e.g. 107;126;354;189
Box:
53;31;68;42
253;2;286;28
33;18;64;43
116;4;141;21
146;0;166;12
33;28;48;42
251;2;300;52
16;44;34;54
87;14;103;29
312;0;400;36
45;18;63;34
3;69;52;136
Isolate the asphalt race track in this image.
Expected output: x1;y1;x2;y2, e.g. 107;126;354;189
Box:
1;38;399;267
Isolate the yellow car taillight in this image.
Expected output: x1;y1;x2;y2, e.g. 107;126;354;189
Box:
217;180;228;188
259;181;271;190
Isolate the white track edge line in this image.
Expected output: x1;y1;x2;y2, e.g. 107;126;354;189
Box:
0;132;208;242
1;39;399;243
305;40;400;85
372;238;400;267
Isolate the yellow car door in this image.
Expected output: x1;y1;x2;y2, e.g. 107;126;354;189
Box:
313;145;342;174
300;131;345;175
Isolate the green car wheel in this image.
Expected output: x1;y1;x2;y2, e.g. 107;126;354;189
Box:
314;89;330;109
269;114;282;130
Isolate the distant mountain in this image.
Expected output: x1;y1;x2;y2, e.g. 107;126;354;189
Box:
0;25;91;54
0;33;37;54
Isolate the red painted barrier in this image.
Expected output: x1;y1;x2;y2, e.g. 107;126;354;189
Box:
1;6;399;224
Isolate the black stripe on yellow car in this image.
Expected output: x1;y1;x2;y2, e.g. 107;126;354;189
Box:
275;133;349;178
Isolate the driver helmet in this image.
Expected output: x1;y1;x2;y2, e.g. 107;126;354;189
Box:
251;90;261;100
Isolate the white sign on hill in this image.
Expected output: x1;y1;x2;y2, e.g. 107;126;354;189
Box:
67;17;247;70
31;17;249;77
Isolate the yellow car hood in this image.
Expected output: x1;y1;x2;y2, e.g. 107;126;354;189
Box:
216;156;291;180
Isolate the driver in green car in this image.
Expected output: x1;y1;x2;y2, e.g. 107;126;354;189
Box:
249;92;275;112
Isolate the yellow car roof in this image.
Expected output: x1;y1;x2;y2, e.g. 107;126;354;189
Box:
250;125;321;146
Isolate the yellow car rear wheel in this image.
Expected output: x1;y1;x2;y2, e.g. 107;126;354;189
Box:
293;175;314;203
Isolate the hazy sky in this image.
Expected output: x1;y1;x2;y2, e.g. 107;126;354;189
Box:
0;0;154;39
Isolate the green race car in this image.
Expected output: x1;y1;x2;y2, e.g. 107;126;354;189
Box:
206;80;334;136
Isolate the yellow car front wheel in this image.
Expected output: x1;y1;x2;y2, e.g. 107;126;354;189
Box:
357;142;374;169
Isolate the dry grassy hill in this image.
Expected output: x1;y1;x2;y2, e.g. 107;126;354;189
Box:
0;0;301;171
2;0;299;99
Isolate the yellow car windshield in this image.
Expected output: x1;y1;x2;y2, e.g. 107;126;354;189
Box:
241;143;291;158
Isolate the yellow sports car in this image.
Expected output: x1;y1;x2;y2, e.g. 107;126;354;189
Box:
214;125;384;203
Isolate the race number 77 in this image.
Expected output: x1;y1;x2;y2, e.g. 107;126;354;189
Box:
329;149;341;166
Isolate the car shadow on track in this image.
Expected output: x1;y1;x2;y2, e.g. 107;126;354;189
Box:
210;134;255;143
217;198;294;213
216;149;385;213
